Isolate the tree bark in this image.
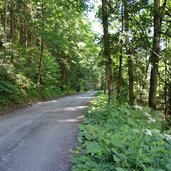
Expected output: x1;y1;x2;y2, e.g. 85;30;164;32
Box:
164;60;167;118
23;2;28;46
168;83;171;116
102;0;112;101
10;0;14;43
19;1;28;46
10;0;14;62
38;1;45;84
104;67;107;94
123;0;134;106
3;0;8;63
128;54;134;106
117;3;123;97
148;0;161;110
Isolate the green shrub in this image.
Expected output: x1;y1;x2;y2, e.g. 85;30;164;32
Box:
39;85;63;100
0;61;62;109
72;95;171;171
0;80;27;107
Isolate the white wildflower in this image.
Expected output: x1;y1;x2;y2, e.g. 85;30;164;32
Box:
133;105;142;110
164;134;171;141
145;130;152;136
148;117;156;123
144;113;152;117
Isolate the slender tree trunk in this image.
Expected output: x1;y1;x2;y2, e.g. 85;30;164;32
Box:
128;53;134;106
38;1;45;84
148;0;161;110
19;2;28;46
102;0;112;101
123;0;134;106
168;83;171;116
23;2;28;46
19;18;24;45
10;0;14;43
104;72;107;94
117;4;124;97
10;0;14;62
117;47;123;96
164;60;167;118
3;0;8;63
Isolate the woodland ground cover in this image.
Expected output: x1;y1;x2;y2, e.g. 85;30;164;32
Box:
72;95;171;171
0;63;75;111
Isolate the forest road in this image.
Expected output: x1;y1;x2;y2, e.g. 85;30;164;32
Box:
0;91;96;171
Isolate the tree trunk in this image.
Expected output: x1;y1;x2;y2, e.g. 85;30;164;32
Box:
10;0;14;43
128;53;134;106
10;0;14;62
104;69;107;94
38;1;45;84
148;0;161;110
19;2;28;46
102;0;112;101
3;0;8;63
164;60;167;118
123;0;134;106
23;2;28;46
168;83;171;116
117;47;123;96
117;3;123;97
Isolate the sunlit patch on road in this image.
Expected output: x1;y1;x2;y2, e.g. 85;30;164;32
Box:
57;115;84;123
62;106;88;112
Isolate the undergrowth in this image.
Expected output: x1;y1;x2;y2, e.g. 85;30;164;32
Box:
0;64;76;110
72;95;171;171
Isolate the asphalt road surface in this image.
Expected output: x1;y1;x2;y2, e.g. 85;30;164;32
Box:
0;92;95;171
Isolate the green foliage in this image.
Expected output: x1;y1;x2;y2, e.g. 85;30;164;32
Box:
0;62;62;109
0;0;105;109
0;80;27;107
72;95;171;171
0;0;102;110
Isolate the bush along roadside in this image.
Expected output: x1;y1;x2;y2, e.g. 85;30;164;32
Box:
0;83;76;114
0;63;77;113
71;95;171;171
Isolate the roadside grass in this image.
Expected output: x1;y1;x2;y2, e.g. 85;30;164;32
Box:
72;95;171;171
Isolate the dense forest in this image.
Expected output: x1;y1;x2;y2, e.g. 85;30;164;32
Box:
72;0;171;170
0;0;101;110
1;0;171;170
0;0;171;114
100;0;171;113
